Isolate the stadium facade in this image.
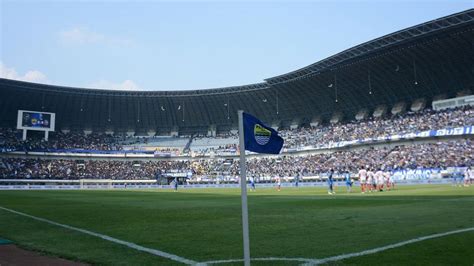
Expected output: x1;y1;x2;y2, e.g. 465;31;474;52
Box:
0;9;473;135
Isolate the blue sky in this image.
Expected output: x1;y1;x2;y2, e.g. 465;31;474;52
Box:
0;1;472;91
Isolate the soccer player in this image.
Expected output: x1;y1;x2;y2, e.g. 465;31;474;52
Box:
464;167;471;187
375;169;384;191
327;169;335;195
295;172;300;187
358;166;367;193
173;177;178;192
250;176;256;191
367;168;375;193
384;170;392;191
275;175;281;191
453;168;464;187
468;167;474;185
344;169;352;193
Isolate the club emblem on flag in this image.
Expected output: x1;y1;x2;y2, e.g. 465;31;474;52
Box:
254;124;271;145
242;112;283;154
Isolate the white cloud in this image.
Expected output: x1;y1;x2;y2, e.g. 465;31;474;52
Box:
87;79;142;91
0;62;50;84
59;27;133;47
0;62;141;91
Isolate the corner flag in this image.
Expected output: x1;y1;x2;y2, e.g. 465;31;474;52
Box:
243;112;284;154
237;111;284;266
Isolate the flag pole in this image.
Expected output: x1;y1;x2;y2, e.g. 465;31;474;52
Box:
238;110;251;266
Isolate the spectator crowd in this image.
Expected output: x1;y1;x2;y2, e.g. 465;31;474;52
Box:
281;105;474;149
1;139;472;180
0;129;123;152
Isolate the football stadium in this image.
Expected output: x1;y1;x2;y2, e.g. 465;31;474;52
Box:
0;5;473;266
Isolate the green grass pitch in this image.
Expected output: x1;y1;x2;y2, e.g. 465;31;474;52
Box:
0;184;473;265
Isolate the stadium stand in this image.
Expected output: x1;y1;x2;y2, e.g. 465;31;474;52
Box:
1;139;472;181
280;105;474;149
1;105;472;153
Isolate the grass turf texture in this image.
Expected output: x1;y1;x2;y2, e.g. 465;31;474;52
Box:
0;185;473;265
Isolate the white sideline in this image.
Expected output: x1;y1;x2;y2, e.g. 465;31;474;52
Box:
0;206;197;265
200;227;474;265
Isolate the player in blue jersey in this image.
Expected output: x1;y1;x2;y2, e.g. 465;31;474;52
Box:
173;177;178;191
295;172;300;187
249;176;256;191
453;168;464;187
344;169;353;193
327;169;335;195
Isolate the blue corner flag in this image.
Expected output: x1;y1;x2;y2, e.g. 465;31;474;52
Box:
243;112;284;154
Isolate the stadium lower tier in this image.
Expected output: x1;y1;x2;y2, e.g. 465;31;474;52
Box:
0;138;472;181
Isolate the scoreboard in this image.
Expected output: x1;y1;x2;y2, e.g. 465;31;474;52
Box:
17;110;55;132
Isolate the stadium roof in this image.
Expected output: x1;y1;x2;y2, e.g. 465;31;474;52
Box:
0;9;473;134
265;9;474;85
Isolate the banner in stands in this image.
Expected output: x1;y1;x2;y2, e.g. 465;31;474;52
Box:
391;168;442;181
309;126;474;151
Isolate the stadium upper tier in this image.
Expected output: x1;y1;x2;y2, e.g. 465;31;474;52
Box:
0;10;473;134
1;105;472;153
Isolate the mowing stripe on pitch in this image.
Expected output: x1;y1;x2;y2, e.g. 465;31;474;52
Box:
0;206;197;265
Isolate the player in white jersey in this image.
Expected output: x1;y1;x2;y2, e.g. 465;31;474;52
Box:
465;167;473;186
384;171;392;191
469;167;474;185
366;169;375;192
358;167;367;193
375;169;384;191
275;176;281;191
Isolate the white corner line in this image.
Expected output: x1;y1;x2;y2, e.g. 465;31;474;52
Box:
0;206;197;265
3;205;472;266
201;257;315;264
201;226;474;265
300;226;474;265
